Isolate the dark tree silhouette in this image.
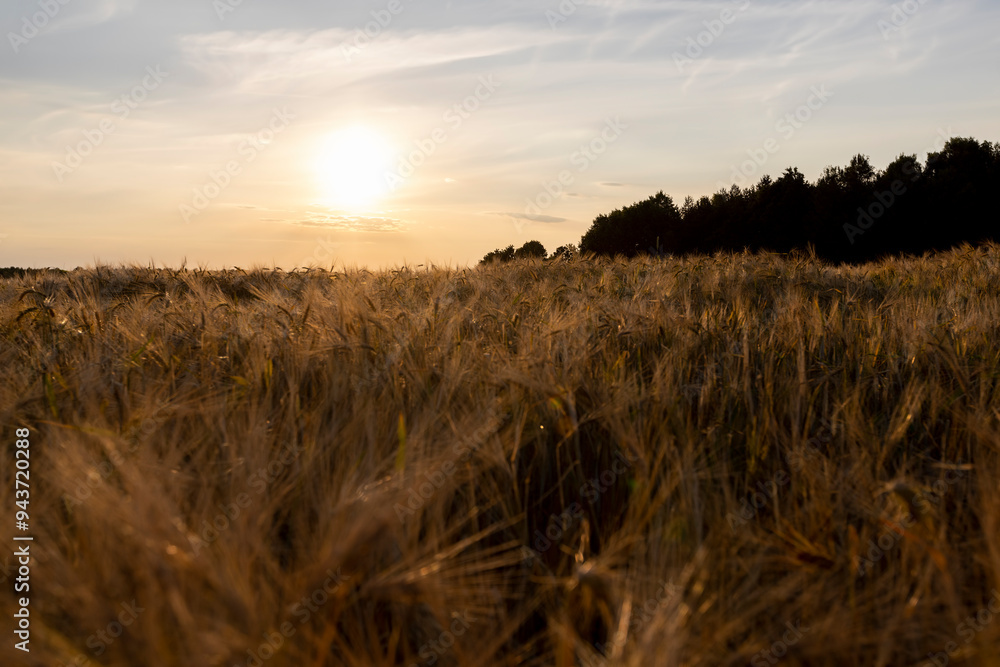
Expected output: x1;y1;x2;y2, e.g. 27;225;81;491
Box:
513;240;547;260
921;138;999;249
580;191;682;258
548;244;578;260
572;137;1000;264
481;241;546;265
481;245;515;264
478;136;999;266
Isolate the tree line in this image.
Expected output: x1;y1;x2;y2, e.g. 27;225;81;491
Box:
480;137;999;264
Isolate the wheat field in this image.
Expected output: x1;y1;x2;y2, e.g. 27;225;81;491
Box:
2;245;1000;666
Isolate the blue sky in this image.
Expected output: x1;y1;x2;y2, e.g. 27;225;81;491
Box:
1;0;998;268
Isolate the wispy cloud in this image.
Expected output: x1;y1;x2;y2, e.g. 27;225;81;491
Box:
291;211;407;233
48;0;138;33
177;25;546;97
1;0;997;269
489;212;567;223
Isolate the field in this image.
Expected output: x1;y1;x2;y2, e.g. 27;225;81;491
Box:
2;245;1000;666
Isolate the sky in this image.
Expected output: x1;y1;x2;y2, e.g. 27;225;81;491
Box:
1;0;998;269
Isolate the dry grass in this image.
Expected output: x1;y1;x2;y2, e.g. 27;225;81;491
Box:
2;244;1000;666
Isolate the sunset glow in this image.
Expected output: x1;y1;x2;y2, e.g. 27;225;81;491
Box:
315;126;395;212
0;1;997;269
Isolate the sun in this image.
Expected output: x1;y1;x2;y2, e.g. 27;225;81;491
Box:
315;126;395;211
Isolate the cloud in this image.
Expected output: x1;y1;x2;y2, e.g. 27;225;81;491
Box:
48;0;138;33
177;24;548;97
3;0;998;271
290;211;406;232
489;211;566;223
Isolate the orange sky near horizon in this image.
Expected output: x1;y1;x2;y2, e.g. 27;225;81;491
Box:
1;0;998;269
